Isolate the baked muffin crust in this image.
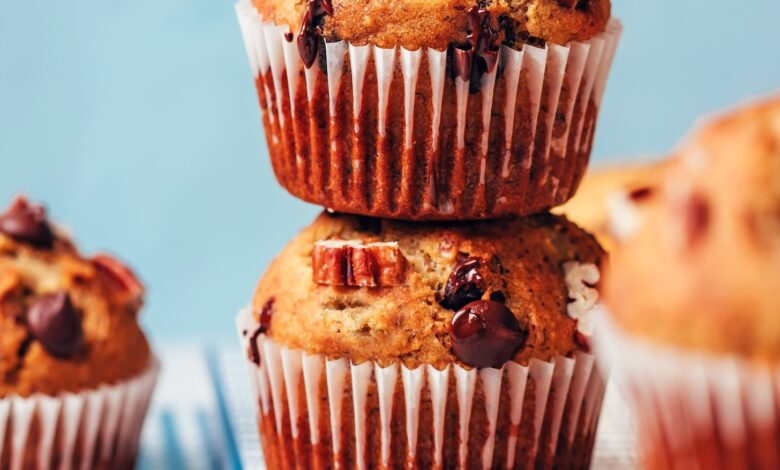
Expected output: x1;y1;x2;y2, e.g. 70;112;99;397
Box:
251;212;604;369
0;197;152;397
604;96;780;363
554;161;667;251
252;0;611;49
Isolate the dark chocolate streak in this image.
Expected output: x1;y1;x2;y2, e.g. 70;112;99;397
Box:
451;6;501;94
296;0;333;68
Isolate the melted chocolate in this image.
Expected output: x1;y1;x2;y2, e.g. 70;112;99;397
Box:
247;297;276;365
628;186;654;202
0;197;55;249
297;0;333;68
258;297;275;332
451;6;501;94
441;257;486;310
450;300;526;368
26;291;84;358
247;327;263;365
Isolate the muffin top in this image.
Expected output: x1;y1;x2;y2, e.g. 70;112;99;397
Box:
0;197;151;397
249;212;604;370
251;0;611;50
604;96;780;363
555;161;666;252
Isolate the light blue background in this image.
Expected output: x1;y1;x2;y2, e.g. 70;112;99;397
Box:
1;1;778;339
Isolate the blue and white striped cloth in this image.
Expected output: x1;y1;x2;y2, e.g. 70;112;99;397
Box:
136;344;635;469
135;344;260;470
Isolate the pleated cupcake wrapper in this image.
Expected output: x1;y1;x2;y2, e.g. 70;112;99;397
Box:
596;316;780;468
236;309;607;469
0;360;159;470
235;1;622;219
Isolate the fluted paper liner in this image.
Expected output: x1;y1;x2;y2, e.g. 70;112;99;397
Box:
235;0;622;220
236;310;606;469
596;316;780;469
0;360;159;470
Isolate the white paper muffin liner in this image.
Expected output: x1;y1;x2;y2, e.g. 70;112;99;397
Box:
234;1;622;219
0;360;159;470
236;309;607;469
595;315;780;468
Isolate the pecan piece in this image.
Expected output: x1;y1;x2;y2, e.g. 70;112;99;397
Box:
92;253;145;305
313;240;407;287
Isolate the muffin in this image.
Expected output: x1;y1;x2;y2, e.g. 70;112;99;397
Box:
554;160;666;251
0;196;158;470
596;96;780;468
235;0;621;220
236;211;606;469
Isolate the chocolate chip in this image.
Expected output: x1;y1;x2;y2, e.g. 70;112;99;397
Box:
450;300;526;368
628;186;654;202
442;257;486;310
247;297;275;365
26;291;84;358
258;297;275;332
0;197;55;249
684;193;710;247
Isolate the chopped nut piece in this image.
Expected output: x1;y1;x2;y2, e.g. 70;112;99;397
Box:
92;253;145;305
312;240;407;287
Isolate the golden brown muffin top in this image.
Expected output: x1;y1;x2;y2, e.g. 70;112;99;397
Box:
554;161;666;252
0;197;152;397
604;96;780;363
251;0;611;50
250;212;605;370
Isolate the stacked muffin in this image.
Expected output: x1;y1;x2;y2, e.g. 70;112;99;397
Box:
0;197;158;469
234;0;621;468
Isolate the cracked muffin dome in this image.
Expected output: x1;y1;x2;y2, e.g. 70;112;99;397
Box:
250;211;605;370
604;96;780;363
0;196;152;397
252;0;612;50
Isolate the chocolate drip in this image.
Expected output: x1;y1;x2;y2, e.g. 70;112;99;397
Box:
451;6;501;94
247;297;275;365
297;0;333;68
